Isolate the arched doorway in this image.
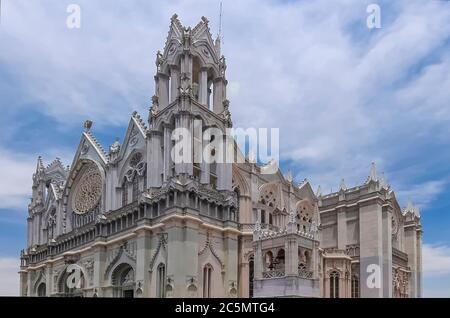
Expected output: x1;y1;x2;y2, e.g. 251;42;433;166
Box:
112;263;135;298
37;282;46;297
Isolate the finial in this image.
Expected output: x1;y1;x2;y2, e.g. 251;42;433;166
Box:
109;137;121;155
218;1;223;40
316;185;322;197
83;120;93;132
403;201;420;218
339;178;347;191
298;178;308;188
247;150;256;163
286;170;293;183
37;156;44;170
380;171;389;189
405;201;414;212
366;162;378;183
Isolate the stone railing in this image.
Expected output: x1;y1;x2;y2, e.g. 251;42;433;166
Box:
239;223;279;232
298;268;314;279
323;248;349;257
346;244;360;257
262;270;285;279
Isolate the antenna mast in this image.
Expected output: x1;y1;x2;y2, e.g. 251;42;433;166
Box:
218;1;223;44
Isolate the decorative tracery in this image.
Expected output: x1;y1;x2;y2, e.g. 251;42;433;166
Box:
72;165;102;215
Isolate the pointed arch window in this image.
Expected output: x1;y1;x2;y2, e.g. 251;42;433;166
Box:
157;263;166;298
47;209;57;240
330;271;340;298
143;168;147;191
351;275;359;298
122;179;128;207
203;264;213;298
132;174;139;202
249;256;254;298
37;283;46;297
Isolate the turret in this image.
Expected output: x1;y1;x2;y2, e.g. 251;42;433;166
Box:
153;14;228;114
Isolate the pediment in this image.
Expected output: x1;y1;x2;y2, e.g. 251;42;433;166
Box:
117;114;147;161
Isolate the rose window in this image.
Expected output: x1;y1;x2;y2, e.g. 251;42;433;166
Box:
72;166;102;215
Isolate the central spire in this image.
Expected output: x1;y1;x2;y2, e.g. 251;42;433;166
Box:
151;14;229;117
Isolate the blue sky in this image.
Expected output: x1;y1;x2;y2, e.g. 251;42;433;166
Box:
1;0;450;296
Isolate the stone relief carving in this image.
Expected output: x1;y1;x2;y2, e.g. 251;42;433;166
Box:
186;276;198;297
124;152;146;182
198;232;225;272
228;281;238;297
81;142;89;155
104;242;137;279
149;233;168;272
83;258;94;286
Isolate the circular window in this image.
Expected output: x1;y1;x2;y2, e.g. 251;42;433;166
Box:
72;165;102;215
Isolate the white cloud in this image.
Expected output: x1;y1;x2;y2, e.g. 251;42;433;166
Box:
0;257;19;296
396;180;447;209
0;0;449;189
423;244;450;277
0;148;73;210
0;150;36;210
0;0;449;297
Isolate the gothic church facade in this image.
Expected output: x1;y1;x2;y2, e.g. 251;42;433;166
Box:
19;15;422;298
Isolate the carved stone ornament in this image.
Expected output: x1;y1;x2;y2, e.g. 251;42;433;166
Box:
72;165;102;215
392;215;399;237
81;143;89;155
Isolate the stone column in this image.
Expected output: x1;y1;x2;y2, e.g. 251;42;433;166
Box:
312;241;319;279
163;125;172;181
207;81;212;109
223;234;239;297
416;228;423;297
155;73;169;109
27;270;32;296
337;207;347;250
199;68;208;105
92;245;107;297
213;77;226;114
135;228;152;297
45;265;52;296
19;271;28;296
166;218;199;297
405;223;418;298
170;66;180;103
27;218;32;247
200;161;210;184
382;206;393;297
174;114;193;176
285;235;299;276
217;162;232;191
148;131;163;187
239;260;249;297
253;240;263;280
359;199;384;297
